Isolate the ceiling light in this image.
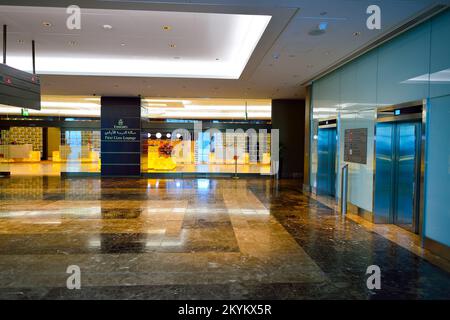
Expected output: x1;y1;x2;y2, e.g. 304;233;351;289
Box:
42;21;52;27
147;133;151;138
103;24;113;30
162;25;172;31
120;43;126;46
169;44;176;48
318;22;328;31
166;133;172;138
272;53;280;60
68;41;77;46
308;23;328;36
156;132;162;139
17;40;25;45
353;31;361;36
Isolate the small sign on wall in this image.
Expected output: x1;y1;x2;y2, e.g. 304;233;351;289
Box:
344;128;368;164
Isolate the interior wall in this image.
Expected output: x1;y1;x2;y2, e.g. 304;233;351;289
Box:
47;127;60;160
271;99;305;179
310;8;450;250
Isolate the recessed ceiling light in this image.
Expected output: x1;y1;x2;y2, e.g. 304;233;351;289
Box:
353;31;361;36
169;44;176;48
17;40;25;45
309;22;328;36
120;43;126;46
42;21;52;27
215;58;220;61
68;41;77;46
272;53;280;60
103;24;113;30
162;25;172;31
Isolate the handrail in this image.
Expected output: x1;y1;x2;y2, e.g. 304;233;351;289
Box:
340;164;349;215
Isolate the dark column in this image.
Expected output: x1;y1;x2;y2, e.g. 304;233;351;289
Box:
101;96;141;177
271;99;306;179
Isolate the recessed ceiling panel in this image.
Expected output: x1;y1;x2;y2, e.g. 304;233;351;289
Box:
0;6;271;79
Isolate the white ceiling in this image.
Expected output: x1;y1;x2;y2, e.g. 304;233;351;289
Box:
0;0;448;99
1;6;271;78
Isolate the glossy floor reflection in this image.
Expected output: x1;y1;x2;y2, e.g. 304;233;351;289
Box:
0;177;449;299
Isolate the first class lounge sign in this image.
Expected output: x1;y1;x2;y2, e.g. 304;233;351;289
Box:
103;119;139;142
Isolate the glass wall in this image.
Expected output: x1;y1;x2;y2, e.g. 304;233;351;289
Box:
310;8;450;248
141;125;272;175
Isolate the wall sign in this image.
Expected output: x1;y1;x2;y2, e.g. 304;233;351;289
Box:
344;128;367;164
101;97;141;177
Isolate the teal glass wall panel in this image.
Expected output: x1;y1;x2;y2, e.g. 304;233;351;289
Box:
337;110;376;212
377;22;431;106
424;95;450;247
340;51;378;110
314;72;340;110
429;10;450;98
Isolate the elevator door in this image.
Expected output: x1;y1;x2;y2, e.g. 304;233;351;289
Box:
374;121;421;233
317;127;337;197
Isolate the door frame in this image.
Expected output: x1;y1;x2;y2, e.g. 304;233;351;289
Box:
373;99;427;237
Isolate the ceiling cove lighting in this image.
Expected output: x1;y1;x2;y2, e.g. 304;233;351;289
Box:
0;97;271;119
6;10;271;79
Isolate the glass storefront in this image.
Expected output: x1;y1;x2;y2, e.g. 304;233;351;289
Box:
0;97;273;176
141;125;272;174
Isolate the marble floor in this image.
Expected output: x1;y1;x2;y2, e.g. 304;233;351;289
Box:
0;177;449;300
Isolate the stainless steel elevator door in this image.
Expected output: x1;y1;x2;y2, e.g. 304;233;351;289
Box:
374;121;421;233
394;123;420;232
374;123;394;223
317;128;337;197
